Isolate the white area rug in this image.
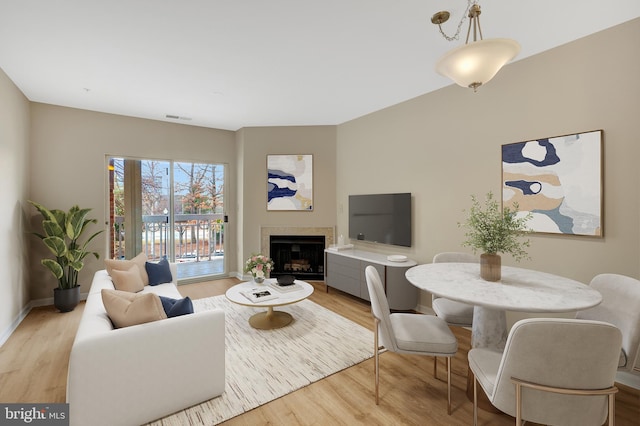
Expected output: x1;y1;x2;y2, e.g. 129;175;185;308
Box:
147;295;373;425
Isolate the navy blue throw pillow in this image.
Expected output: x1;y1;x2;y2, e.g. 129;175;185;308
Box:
159;296;194;318
145;257;173;286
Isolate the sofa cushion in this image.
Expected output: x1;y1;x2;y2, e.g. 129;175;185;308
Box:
105;252;149;285
110;264;145;293
146;257;173;286
101;289;167;328
140;282;182;298
159;296;194;318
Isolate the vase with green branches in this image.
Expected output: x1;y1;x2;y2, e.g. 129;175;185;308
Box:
458;191;532;281
29;201;103;311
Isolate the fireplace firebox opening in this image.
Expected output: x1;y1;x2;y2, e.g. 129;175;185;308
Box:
269;235;325;281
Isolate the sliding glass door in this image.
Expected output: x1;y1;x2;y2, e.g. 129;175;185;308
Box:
108;157;226;282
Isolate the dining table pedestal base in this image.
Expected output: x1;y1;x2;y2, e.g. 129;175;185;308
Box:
471;306;507;350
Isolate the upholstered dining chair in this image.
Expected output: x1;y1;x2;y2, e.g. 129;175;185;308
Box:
576;273;640;382
468;318;622;426
364;266;458;414
431;252;479;327
431;252;478;379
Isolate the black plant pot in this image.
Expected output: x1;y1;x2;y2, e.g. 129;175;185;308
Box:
54;286;80;312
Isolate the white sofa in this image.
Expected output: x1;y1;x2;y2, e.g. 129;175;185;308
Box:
67;264;225;426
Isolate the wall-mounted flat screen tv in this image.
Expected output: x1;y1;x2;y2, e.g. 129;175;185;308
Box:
348;192;412;247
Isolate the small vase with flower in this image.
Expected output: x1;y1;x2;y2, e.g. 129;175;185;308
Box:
244;253;274;284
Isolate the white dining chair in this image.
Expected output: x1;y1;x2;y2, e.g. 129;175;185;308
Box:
468;318;622;426
431;252;478;379
431;252;479;327
576;273;640;383
364;266;458;414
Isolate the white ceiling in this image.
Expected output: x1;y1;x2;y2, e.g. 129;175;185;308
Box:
1;1;639;131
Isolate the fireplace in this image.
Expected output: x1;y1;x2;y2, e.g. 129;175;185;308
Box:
269;235;325;280
261;226;334;281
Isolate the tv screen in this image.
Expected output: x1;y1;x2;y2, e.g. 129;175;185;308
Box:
348;193;412;247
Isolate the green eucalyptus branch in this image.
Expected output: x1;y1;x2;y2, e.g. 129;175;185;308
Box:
458;191;533;262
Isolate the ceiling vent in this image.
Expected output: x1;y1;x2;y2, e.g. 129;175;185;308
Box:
165;114;192;121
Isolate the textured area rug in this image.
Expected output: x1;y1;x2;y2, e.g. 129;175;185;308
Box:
147;295;373;425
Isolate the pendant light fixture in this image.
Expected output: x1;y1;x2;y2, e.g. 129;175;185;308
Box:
432;2;520;92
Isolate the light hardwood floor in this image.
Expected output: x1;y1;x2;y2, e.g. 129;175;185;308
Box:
1;279;638;425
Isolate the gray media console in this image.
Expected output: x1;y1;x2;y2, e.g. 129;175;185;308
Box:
324;249;418;310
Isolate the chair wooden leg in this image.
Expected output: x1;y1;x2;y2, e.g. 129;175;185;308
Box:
434;356;438;379
608;393;615;426
515;381;522;426
447;356;452;415
374;318;380;405
473;376;478;426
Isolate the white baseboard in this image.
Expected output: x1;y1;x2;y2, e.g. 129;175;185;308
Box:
616;370;640;390
416;304;435;315
0;303;32;347
30;297;54;307
30;292;89;308
0;292;89;348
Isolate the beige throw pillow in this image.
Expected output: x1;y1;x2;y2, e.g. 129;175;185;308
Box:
110;264;145;293
105;252;149;285
101;289;167;328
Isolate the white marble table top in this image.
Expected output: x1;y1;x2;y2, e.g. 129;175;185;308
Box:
225;279;314;308
405;263;602;313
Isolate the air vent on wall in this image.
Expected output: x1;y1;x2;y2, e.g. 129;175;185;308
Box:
165;114;192;121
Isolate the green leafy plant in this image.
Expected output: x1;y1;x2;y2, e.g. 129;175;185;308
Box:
29;201;103;289
458;191;533;262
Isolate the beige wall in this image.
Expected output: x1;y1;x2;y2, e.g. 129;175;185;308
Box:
26;106;337;300
236;126;337;272
4;17;639;332
0;67;31;340
28;104;237;300
336;19;640;309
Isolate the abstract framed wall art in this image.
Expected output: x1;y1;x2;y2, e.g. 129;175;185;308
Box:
501;130;603;237
267;154;313;211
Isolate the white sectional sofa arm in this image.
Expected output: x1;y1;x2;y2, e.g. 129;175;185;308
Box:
68;309;225;426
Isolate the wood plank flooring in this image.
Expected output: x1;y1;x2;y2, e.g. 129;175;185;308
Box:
0;279;638;425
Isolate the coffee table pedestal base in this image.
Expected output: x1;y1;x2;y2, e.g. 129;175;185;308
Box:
249;307;293;330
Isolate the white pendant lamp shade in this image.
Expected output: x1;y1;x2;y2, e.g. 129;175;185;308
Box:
435;38;520;90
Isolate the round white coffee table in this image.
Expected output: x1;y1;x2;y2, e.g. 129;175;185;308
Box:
225;279;314;329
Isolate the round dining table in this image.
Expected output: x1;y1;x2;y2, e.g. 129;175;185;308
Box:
405;262;603;349
406;262;603;410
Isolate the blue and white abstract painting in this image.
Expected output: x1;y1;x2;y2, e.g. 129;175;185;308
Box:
502;130;602;236
267;154;313;211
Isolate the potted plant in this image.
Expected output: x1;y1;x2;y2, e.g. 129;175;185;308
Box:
244;253;274;284
458;192;532;281
29;201;103;312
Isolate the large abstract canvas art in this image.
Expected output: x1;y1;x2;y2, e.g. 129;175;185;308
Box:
267;154;313;211
502;130;603;236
